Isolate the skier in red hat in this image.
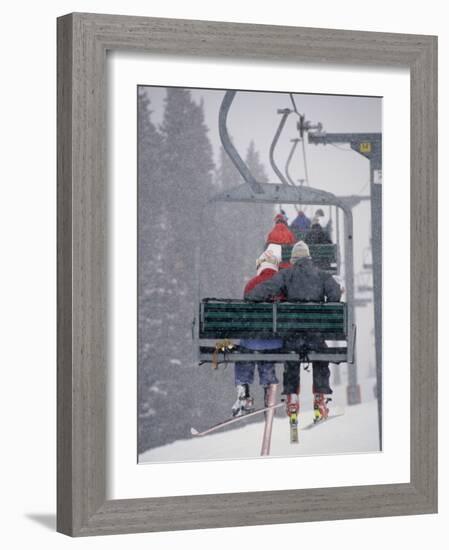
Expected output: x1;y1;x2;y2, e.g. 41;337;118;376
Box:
265;212;297;269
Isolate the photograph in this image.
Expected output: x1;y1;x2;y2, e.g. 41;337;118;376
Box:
137;85;382;463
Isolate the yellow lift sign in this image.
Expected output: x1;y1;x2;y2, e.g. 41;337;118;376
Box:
359;142;372;153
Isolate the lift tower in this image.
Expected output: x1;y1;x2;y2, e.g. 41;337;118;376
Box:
308;130;382;447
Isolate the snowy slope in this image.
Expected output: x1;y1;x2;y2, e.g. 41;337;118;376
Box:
139;398;379;463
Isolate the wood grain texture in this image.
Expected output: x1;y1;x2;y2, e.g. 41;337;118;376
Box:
57;12;438;537
57;13;74;536
409;37;438;508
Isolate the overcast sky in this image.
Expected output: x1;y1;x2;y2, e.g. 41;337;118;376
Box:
143;85;381;189
142;85;381;259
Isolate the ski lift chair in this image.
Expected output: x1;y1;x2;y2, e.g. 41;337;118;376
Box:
269;106;340;275
356;271;373;293
290;227;308;242
363;246;373;269
193;90;358;369
198;299;354;365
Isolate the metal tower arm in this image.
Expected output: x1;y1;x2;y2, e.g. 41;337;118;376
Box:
218;91;263;194
285;139;300;186
269;109;292;186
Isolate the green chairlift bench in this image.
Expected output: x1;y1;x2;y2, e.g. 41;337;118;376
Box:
198;298;355;365
290;228;308;242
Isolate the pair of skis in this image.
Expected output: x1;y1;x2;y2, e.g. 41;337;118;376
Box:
287;408;344;443
191;384;280;449
191;398;343;439
302;412;345;430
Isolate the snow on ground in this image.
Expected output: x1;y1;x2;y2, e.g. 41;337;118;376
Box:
139;396;380;463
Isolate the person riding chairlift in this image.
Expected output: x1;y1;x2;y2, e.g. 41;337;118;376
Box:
290;210;311;240
266;212;296;245
305;216;333;245
266;212;296;269
244;240;342;423
231;249;284;417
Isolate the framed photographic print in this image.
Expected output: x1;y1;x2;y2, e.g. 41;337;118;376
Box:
57;13;437;536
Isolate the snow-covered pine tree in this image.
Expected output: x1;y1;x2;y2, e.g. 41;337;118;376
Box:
139;88;218;450
204;140;273;297
203;143;245;298
138;90;276;454
157;86;214;360
137;88;174;451
159;89;214;252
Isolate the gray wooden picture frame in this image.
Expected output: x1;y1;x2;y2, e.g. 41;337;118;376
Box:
57;12;438;537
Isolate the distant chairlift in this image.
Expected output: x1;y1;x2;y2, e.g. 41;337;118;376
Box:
363;246;373;270
268;105;340;274
357;271;373;293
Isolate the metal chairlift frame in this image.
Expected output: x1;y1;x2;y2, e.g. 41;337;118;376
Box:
269;106;343;274
267;107;370;275
285;138;300;187
193;90;358;366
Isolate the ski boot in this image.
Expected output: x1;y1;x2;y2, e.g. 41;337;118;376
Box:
313;393;331;424
232;384;255;417
285;393;299;416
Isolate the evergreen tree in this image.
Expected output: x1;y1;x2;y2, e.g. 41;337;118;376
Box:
138;88;164;215
139;88;218;451
203;144;245;297
159;89;214;254
215;141;242;191
157;88;214;346
138;91;275;454
246;140;268;183
204;141;274;298
137;88;173;449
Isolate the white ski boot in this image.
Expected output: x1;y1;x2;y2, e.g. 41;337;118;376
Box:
232;384;255;417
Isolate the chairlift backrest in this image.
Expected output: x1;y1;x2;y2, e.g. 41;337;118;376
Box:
199;299;347;339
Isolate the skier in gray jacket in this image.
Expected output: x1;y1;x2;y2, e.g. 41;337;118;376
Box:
245;240;342;421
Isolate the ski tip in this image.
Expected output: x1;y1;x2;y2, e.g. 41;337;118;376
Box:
190;427;199;436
